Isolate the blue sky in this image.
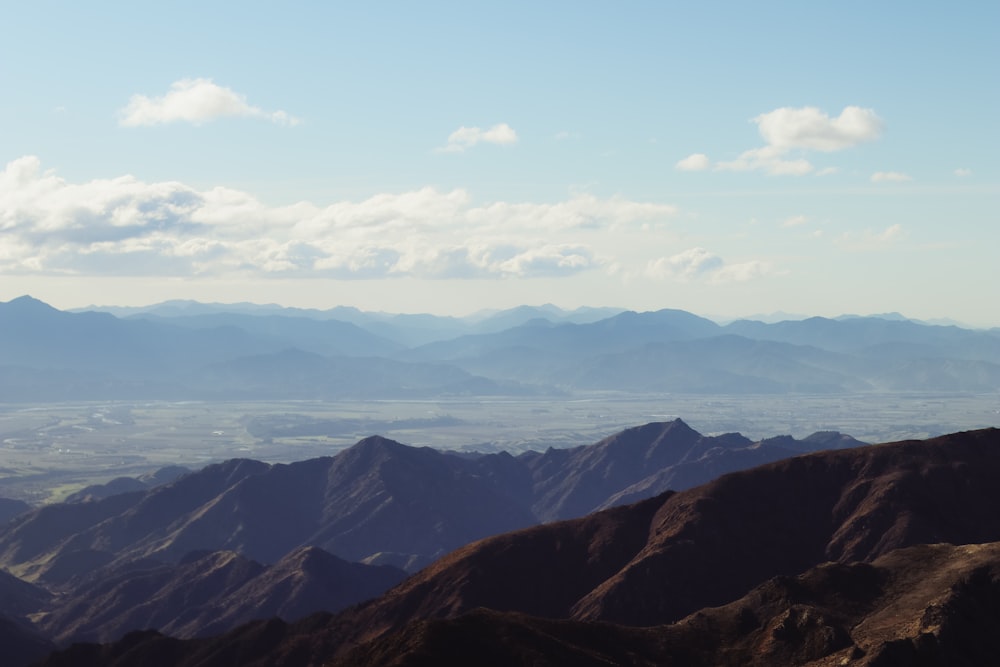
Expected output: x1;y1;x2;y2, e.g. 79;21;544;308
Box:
2;2;997;324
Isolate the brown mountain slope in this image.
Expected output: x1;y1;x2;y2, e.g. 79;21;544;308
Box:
28;428;1000;667
595;438;809;510
38;550;264;644
331;541;1000;667
320;427;1000;654
248;429;1000;664
522;419;707;520
189;546;406;638
0;459;269;582
0;421;840;584
35;540;1000;667
350;493;667;644
519;419;863;521
36;546;406;644
574;427;1000;626
0;439;537;582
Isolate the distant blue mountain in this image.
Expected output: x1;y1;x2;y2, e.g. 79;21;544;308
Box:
76;300;625;346
6;296;1000;399
130;311;403;357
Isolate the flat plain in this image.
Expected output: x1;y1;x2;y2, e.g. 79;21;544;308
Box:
1;392;997;503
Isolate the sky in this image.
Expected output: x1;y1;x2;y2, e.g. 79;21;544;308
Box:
1;1;998;325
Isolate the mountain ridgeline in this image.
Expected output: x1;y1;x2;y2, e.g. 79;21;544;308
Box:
2;295;999;399
0;420;854;582
3;296;1000;665
0;419;862;658
27;427;1000;667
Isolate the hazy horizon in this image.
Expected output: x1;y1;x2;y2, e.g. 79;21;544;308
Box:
3;293;984;330
2;3;997;326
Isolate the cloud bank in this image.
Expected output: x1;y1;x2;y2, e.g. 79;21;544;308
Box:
1;156;682;282
119;78;300;127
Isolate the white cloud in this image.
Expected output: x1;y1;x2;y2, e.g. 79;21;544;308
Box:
0;156;679;281
438;123;518;152
119;78;300;127
675;153;710;171
954;168;972;177
754;106;883;152
782;215;808;228
870;171;912;183
697;106;883;176
645;247;771;284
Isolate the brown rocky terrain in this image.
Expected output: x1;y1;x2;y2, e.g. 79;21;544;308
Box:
30;427;1000;666
0;420;837;584
0;440;536;582
322;427;1000;649
36;546;405;644
0;419;854;665
331;541;1000;666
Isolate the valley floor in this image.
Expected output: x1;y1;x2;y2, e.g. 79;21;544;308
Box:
0;392;996;503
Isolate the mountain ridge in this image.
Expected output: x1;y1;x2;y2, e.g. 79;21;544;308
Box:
0;420;855;585
28;427;1000;667
6;296;999;399
303;427;1000;659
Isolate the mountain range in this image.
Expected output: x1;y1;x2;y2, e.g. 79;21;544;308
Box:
74;300;625;348
0;420;858;583
26;426;1000;666
3;295;999;399
0;419;863;661
4;291;1000;665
